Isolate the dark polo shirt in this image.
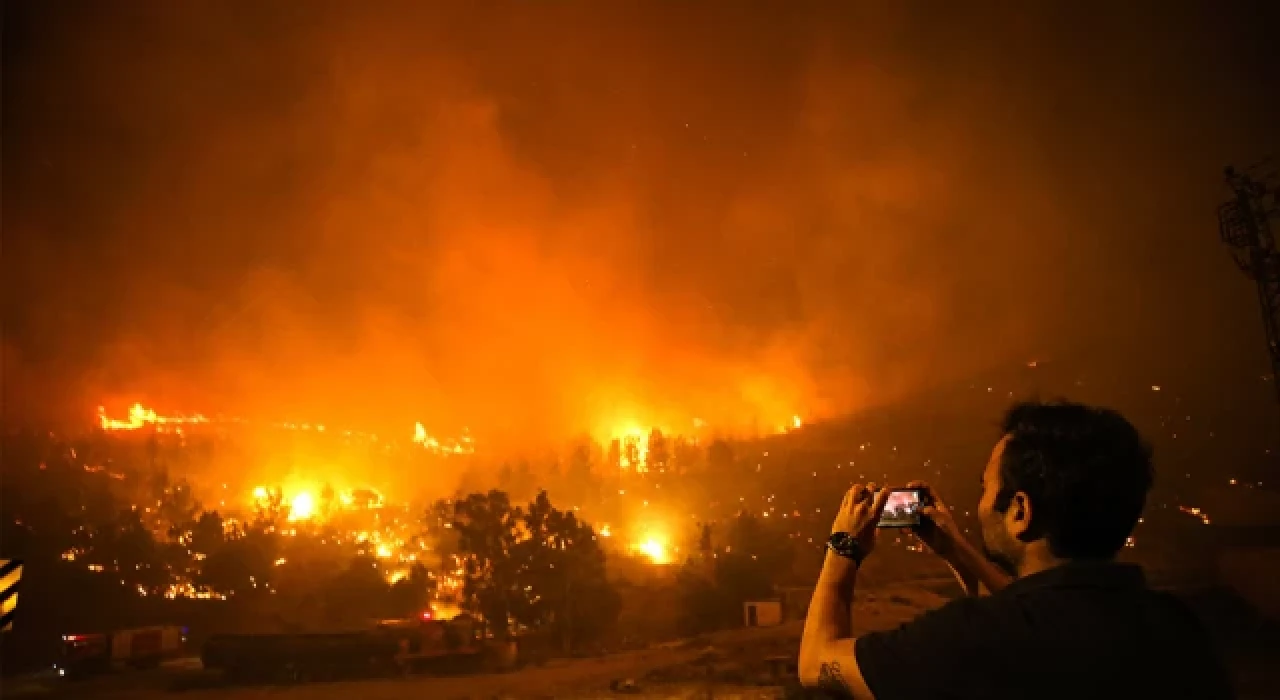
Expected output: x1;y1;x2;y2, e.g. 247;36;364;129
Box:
854;562;1233;699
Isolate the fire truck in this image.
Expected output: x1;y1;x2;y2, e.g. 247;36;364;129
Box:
54;625;187;679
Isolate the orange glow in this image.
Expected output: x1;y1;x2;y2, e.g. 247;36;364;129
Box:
288;492;316;521
629;525;673;565
633;538;670;565
98;403;208;432
610;424;652;471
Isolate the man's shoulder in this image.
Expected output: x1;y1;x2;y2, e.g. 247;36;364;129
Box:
859;592;1010;648
853;595;1012;697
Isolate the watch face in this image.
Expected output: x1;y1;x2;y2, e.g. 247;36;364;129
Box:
827;532;862;562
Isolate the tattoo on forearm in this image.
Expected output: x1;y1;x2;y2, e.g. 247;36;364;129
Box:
818;661;851;695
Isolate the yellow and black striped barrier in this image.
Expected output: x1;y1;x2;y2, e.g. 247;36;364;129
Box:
1;559;23;632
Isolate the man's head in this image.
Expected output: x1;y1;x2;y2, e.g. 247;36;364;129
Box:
977;400;1153;575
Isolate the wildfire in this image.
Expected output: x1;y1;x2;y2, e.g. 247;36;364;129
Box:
288;492;316;521
634;538;671;565
98;403;208;432
610;425;652;471
629;525;673;565
777;414;805;434
413;421;475;455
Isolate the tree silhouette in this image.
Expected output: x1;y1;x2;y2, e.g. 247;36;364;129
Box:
448;489;618;649
648;429;668;471
707;439;735;475
451;490;522;638
388;562;435;617
514;491;618;651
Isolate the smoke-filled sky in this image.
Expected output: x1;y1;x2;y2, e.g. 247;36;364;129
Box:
4;1;1278;444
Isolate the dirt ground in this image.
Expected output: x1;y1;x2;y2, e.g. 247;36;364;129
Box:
6;583;1276;699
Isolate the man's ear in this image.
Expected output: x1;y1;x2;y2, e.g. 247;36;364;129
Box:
1008;491;1034;541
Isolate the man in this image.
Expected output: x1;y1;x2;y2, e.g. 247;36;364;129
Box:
799;400;1233;699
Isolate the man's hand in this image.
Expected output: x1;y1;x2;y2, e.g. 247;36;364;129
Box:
906;480;964;559
831;483;892;556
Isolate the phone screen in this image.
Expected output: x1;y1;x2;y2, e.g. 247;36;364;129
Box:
877;488;926;528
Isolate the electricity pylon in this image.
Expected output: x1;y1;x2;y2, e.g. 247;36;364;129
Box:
1218;159;1280;408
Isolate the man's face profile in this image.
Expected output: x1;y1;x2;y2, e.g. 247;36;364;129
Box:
978;435;1020;576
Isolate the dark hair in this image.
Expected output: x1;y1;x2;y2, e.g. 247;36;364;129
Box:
994;400;1153;560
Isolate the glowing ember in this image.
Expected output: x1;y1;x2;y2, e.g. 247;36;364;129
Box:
792;415;803;429
598;524;612;538
375;544;394;559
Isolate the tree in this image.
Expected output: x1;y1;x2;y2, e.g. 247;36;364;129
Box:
323;556;390;625
451;490;523;638
707;439;735;475
714;512;791;601
675;512;794;633
515;491;619;651
199;527;277;597
673;436;703;474
449;489;619;650
388;562;435;618
157;477;201;538
187;511;225;559
607;439;622;472
648;429;669;471
564;440;599;504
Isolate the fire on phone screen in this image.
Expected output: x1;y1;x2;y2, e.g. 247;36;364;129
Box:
877;488;925;528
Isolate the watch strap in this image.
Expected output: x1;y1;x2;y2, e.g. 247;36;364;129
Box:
827;531;865;565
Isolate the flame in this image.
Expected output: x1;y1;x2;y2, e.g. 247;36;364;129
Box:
288;492;316;521
413;421;474;455
609;425;652;471
98;403;208;432
598;524;612;538
792;415;803;429
629;525;672;565
634;537;670;565
375;543;394;559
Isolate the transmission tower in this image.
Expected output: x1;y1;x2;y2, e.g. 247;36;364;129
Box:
1218;158;1280;408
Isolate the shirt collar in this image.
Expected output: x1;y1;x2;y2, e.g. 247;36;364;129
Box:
1003;560;1146;595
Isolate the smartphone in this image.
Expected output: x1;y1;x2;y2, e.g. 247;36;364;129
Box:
877;488;930;528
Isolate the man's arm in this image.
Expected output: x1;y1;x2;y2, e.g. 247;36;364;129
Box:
798;551;876;699
943;534;1013;595
908;482;1013;596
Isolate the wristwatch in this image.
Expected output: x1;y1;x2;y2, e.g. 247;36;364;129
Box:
827;532;865;565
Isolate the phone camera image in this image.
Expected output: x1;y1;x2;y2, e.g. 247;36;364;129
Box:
877;488;925;528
